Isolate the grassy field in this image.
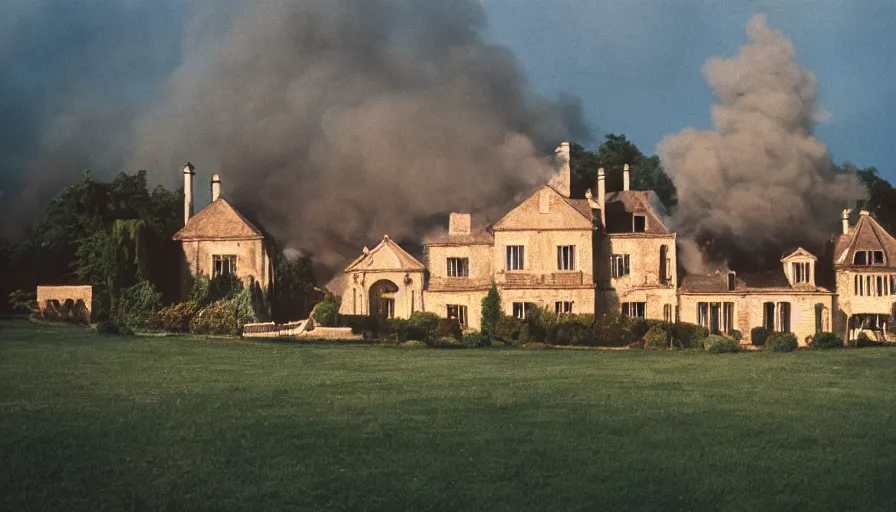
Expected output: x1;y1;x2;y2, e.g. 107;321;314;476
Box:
2;321;896;511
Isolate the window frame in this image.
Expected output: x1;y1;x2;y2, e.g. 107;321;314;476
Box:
446;257;470;277
621;302;646;319
505;245;525;271
447;304;468;328
611;254;631;278
557;245;576;271
633;215;646;232
212;254;237;278
554;301;574;314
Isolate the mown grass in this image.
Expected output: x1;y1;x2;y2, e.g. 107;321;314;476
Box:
2;320;896;511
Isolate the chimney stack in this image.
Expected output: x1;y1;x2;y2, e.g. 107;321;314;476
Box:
597;167;606;228
183;162;195;225
623;163;630;191
211;173;221;202
841;209;851;235
449;212;471;236
548;142;571;198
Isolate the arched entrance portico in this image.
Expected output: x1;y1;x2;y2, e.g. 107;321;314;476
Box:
369;279;399;319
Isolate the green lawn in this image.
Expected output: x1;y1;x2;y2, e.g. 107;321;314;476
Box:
2;321;896;511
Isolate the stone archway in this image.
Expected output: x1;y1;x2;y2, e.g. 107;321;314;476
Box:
369;279;399;319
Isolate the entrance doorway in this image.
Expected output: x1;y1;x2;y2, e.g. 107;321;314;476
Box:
369;280;399;319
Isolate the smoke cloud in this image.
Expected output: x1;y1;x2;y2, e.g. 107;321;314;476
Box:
1;0;587;275
659;14;863;273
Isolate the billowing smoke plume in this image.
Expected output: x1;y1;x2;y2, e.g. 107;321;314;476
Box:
1;0;587;275
128;0;586;272
659;14;863;273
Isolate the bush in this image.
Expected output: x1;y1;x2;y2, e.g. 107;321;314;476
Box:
668;322;709;349
495;315;526;344
380;318;409;343
854;332;882;348
189;300;241;336
462;331;490;348
95;320;133;336
480;283;502;340
643;325;670;350
812;331;842;350
729;330;743;342
207;273;242;303
592;312;638;347
704;334;739;353
313;293;341;327
188;274;211;305
146;301;199;332
769;332;798;352
435;318;463;341
751;327;771;346
8;290;38;314
406;311;440;341
552;314;595;346
340;314;379;335
115;279;161;327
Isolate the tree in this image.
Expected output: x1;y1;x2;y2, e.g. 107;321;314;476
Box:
480;283;502;340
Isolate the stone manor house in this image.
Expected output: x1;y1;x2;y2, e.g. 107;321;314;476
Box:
336;143;896;345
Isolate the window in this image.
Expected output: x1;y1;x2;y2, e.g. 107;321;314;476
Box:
853;250;885;266
506;245;525;271
792;262;810;283
663;304;673;322
633;215;646;232
555;301;574;314
855;274;892;297
213;255;237;277
447;257;469;277
447;305;468;328
815;303;825;334
697;302;734;333
621;302;645;318
557;245;576;270
659;246;671;284
611;254;631;278
727;272;736;291
410;290;415;314
512;302;535;319
762;302;791;332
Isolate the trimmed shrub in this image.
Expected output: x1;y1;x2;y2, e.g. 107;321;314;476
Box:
812;331;842;350
495;315;526;344
769;332;798;352
146;301;199;332
592;312;638;347
643;325;670;350
380;318;409;343
751;327;771;346
189;300;240;336
729;330;743;342
406;311;440;341
480;283;502;340
435;318;463;341
552;314;595;346
340;315;379;335
462;331;490;348
704;334;739;353
668;322;709;349
313;293;341;327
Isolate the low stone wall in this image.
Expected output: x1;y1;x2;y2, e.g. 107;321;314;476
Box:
36;285;92;322
299;327;360;340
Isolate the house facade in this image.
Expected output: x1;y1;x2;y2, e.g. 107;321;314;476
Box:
336;143;895;344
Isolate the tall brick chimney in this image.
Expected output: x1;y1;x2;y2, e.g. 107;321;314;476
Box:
211;173;221;202
183;162;195;225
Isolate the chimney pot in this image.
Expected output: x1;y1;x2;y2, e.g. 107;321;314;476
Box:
183;162;195;225
623;163;630;191
596;167;606;228
211;173;221;202
841;209;852;235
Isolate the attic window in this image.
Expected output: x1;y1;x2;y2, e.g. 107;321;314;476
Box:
633;215;646;232
727;272;736;291
792;262;810;284
853;250;885;266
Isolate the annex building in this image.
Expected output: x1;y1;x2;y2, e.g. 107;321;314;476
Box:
335;144;896;345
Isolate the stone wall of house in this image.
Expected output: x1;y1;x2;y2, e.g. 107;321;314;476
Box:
492;229;593;283
835;269;896;316
598;288;677;321
36;286;93;321
339;269;425;320
424;290;488;329
678;292;834;346
594;233;677;320
426;244;493;280
499;287;596;318
180;238;269;292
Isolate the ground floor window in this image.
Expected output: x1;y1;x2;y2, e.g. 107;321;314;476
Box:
696;302;734;333
555;301;574;314
512;302;535;319
663;304;673;322
762;302;791;332
621;302;645;319
213;255;237;277
447;305;468;328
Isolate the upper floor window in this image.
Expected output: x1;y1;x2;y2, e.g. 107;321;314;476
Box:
855;274;893;297
555;301;574;314
505;245;525;271
611;254;631;278
557;245;576;271
853;250;884;265
621;302;645;318
213;255;237;277
447;257;469;277
792;262;810;283
633;215;646;232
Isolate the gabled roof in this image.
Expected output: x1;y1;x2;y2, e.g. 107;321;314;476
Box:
833;211;896;268
603;190;670;234
173;198;263;241
344;235;424;273
679;270;832;294
781;247;818;262
492;185;593;231
423;229;494;246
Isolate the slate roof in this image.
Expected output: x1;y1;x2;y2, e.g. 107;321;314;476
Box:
603;190;670;234
173;198;264;241
423;230;494;246
833;211;896;268
344;235;424;273
679;269;831;294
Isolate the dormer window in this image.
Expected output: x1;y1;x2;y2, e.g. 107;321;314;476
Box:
792;262;810;283
853;250;884;266
727;272;736;291
633;215;646;232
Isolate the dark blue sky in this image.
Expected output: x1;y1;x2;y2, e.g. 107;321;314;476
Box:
480;0;895;180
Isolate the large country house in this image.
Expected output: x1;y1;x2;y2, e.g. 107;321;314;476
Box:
336;144;895;345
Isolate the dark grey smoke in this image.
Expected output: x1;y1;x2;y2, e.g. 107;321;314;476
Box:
0;0;588;273
658;14;863;273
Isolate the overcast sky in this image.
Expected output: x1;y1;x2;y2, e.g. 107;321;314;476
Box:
480;0;895;178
